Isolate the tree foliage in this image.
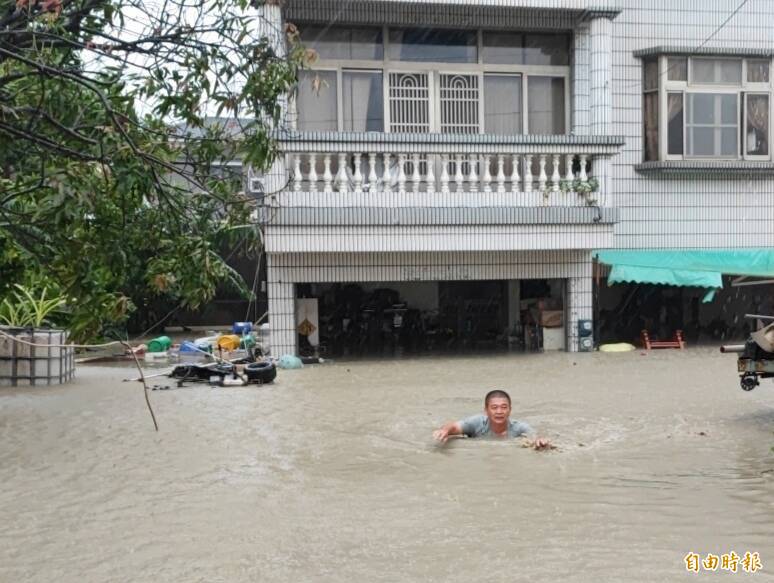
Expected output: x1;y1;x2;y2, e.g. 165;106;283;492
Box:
0;0;303;340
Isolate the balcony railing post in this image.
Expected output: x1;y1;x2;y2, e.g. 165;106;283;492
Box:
426;157;436;194
382;153;392;193
579;154;589;185
538;155;547;191
551;155;561;192
397;154;407;192
292;154;302;191
496;156;506;193
524;155;533;192
468;155;479;191
455;155;465;193
482;155;492;193
323;154;333;193
440;155;450;193
353;153;363;193
308;154;318;190
509;155;520;194
336;153;348;193
412;153;421;193
368;153;378;192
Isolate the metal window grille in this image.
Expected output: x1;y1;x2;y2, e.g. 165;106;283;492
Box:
388;73;430;133
439;74;480;134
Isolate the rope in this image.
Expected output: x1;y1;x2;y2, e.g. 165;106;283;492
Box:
0;328;124;349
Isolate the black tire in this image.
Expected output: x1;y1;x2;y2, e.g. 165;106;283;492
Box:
245;361;277;384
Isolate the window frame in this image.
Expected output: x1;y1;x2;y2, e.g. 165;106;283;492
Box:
654;55;773;162
294;25;571;135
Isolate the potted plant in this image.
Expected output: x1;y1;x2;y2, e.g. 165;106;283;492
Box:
0;285;74;387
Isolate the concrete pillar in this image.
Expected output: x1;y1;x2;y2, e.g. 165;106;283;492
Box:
589;15;613;136
266;254;296;356
252;0;288;197
566;265;594;353
572;22;591;136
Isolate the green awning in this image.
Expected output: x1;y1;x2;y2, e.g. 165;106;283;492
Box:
594;248;774;302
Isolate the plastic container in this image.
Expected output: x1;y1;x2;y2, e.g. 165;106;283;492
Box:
217;335;241;351
240;335;256;350
147;336;172;353
0;327;75;387
179;340;211;354
232;322;252;335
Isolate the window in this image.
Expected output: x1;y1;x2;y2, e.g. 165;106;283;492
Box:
297;70;337;131
295;24;569;136
388;28;477;63
643;55;773;161
299;25;383;60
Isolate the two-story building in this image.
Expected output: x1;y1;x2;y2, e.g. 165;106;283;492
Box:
253;0;774;357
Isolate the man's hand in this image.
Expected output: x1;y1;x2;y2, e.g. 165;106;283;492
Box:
433;427;451;443
533;437;552;450
523;436;554;451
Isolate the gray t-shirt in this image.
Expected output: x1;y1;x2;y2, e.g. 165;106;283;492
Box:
459;414;533;439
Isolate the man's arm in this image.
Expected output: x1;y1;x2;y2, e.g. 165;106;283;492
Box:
433;421;463;443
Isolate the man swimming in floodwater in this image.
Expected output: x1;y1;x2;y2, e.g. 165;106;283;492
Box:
433;389;551;448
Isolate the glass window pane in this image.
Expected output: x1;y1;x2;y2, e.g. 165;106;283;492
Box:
528;77;565;134
388;28;477;63
297;70;338;131
689;93;715;124
299;25;383;60
524;34;570;66
484;75;523;134
644;92;659;161
690;127;715;156
667;93;684;155
667;57;688;81
644;58;659;90
691;58;715;83
719;60;742;83
746;94;769;156
686;93;739;157
691;58;741;84
721;128;738;156
748;59;770;83
342;71;383;132
482;31;523;65
721;94;738;124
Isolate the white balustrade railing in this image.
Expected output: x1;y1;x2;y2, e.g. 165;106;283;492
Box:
285;152;597;194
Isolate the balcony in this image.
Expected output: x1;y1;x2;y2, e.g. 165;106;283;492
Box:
261;132;624;254
274;131;623;206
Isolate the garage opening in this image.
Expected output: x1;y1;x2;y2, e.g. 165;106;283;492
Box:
295;279;566;357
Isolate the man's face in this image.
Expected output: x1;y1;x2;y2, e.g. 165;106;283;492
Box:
485;396;511;425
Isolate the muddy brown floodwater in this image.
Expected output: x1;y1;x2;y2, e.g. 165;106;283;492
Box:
1;349;774;582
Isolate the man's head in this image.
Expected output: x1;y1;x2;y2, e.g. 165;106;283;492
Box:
484;389;512;425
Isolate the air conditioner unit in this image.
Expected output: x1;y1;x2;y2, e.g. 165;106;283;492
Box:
247;167;266;196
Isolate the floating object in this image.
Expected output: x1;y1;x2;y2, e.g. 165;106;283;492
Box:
0;326;75;387
147;336;172;353
641;329;685;350
721;317;774;391
179;340;212;354
240;335;256;350
244;360;277;384
217;335;242;351
277;354;303;369
232;321;252;335
599;343;636;353
170;362;232;381
143;350;169;360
